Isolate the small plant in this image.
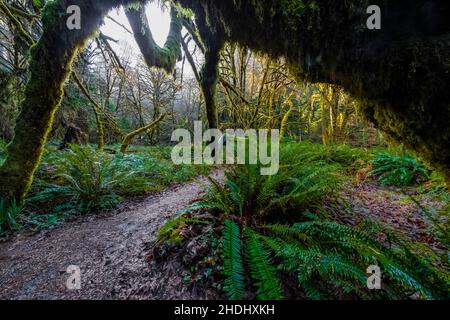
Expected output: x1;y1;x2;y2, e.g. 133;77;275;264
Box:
0;199;21;232
157;213;210;245
0;139;7;165
369;153;429;186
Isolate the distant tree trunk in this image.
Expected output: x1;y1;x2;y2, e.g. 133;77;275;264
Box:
280;97;294;142
71;72;105;151
59;124;88;150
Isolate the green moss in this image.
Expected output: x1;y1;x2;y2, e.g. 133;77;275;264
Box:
125;4;183;73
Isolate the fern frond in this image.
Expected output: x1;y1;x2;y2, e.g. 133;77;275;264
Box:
222;219;245;300
157;215;208;243
262;224;312;246
244;228;283;300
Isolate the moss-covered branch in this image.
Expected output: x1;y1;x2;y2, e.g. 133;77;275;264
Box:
120;113;167;153
125;3;182;73
0;0;35;45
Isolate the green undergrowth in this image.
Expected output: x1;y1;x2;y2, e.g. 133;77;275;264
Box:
1;143;209;234
369;153;429;187
0;139;7;166
155;142;449;300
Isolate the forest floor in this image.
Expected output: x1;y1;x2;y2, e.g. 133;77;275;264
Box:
339;181;444;250
0;170;224;300
0;171;443;300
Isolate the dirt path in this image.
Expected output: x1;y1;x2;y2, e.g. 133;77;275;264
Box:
0;170;223;300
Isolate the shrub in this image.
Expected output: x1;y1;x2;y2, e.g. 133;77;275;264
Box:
0;199;21;233
369;153;429;186
27;145;150;213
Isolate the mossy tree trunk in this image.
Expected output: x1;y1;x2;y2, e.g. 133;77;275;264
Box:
280;95;295;142
182;16;224;130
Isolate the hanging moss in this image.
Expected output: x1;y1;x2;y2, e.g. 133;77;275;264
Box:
177;0;450;184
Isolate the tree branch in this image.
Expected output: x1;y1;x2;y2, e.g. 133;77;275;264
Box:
125;4;182;73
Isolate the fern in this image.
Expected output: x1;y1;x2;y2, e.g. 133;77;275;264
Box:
28;145;149;213
260;222;448;299
222;219;245;300
201;152;342;219
157;214;209;244
262;224;312;246
244;228;283;300
369;153;429;186
0;199;21;231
